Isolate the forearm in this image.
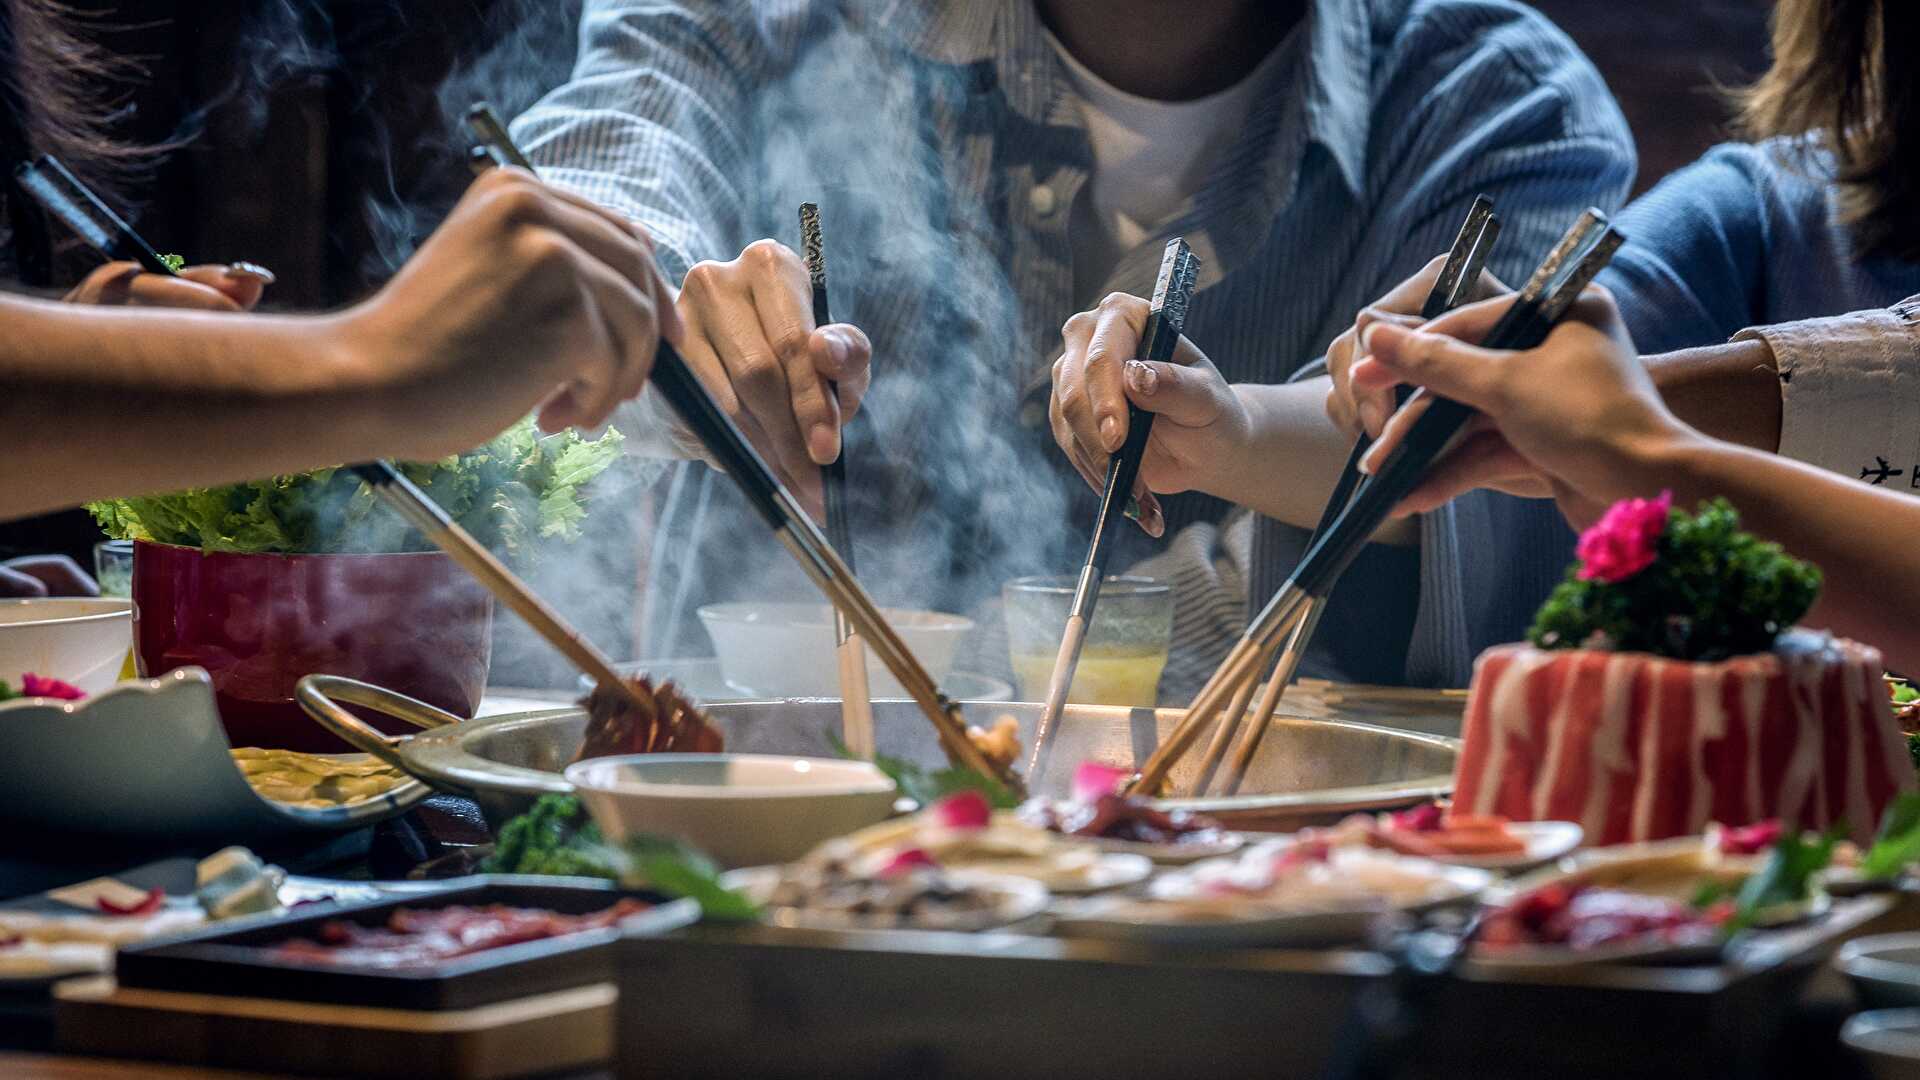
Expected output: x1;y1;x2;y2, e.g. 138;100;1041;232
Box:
0;296;387;520
1645;338;1781;452
1216;377;1419;545
1640;433;1920;671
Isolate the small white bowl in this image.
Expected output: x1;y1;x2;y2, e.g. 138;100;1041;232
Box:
1842;935;1920;1009
698;602;972;698
0;597;133;694
566;753;899;868
1843;1009;1920;1080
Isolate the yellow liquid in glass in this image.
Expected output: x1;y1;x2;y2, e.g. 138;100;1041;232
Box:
1010;645;1169;707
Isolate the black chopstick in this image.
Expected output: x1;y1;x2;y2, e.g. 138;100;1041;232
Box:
799;203;856;571
464;103;534;171
14;155;179;276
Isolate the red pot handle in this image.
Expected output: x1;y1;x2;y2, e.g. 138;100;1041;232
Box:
295;674;463;772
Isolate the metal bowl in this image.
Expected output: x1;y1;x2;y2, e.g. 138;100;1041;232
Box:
299;677;1456;832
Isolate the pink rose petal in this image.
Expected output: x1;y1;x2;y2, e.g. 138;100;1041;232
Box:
21;673;85;701
1071;761;1131;803
1574;491;1672;584
931;790;990;830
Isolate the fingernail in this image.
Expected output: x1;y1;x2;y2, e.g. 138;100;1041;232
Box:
825;330;849;368
225;261;276;284
809;423;839;464
1124;495;1142;523
1099;415;1122;451
1361;322;1381;353
1141;498;1164;536
1125;360;1157;395
1360;401;1385;434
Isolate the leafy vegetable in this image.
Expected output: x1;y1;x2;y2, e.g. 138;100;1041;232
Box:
87;419;623;557
159;253;186;273
827;731;1020;810
1864;793;1920;880
1727;826;1839;932
482;793;617;880
0;680;15;702
481;794;759;919
1894;681;1920;707
1530;499;1821;661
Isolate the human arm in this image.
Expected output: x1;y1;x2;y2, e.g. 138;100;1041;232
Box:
64;261;274;311
0;168;679;522
1356;291;1920;671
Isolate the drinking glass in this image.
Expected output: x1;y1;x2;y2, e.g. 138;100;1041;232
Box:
1002;576;1172;707
93;540;135;598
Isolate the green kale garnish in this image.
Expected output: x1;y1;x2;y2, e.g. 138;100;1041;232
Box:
826;730;1019;809
1529;498;1821;661
482;793;617;879
158;253;186;273
0;680;16;702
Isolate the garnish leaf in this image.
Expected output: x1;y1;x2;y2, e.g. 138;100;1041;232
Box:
612;837;760;921
1728;826;1839;931
826;730;1020;809
1865;793;1920;880
158;253;186;273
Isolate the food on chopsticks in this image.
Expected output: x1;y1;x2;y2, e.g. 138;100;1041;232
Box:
1888;677;1920;777
824;791;1144;892
831;732;1022;810
573;676;722;762
967;715;1022;773
0;673;86;702
272;899;653;969
230;748;408;808
1455;498;1911;846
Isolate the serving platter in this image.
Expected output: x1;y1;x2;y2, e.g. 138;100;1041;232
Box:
301;686;1459;832
0;667;429;839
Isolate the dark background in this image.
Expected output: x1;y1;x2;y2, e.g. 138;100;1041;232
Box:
3;0;1776;677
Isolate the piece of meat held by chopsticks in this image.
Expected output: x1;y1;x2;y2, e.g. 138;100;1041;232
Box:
574;678;724;762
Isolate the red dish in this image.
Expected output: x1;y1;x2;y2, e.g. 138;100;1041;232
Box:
132;540;493;752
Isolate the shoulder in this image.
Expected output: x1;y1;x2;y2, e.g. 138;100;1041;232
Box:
1367;0;1628;141
1620;138;1835;232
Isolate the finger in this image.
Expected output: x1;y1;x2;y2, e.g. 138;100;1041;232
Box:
1121;357;1227;428
814;324;872;420
1132;489;1165;538
741;241;839;465
1359;321;1512;416
62;262;140;303
1324;328;1361;434
1053;317;1102;465
1350;309;1423;435
178;264;273;310
676;303;800;490
1;555;98;597
0;566;49;598
1084;295;1149;452
1393;430;1539;517
1050;389;1104;493
693;277;815;491
1359;393;1433;475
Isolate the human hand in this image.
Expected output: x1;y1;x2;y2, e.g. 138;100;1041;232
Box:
673;239;872;506
0;555;99;598
1049;292;1250;538
1324;253;1506;439
1355;286;1694;529
332;167;683;457
65;261;274;311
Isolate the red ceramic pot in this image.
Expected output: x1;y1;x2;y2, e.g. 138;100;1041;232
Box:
132;541;494;752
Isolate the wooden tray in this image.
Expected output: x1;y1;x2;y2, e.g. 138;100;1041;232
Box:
114;875;697;1011
614;895;1899;1080
54;975;612;1079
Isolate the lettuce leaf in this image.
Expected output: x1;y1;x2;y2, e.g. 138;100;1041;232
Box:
88;419;623;557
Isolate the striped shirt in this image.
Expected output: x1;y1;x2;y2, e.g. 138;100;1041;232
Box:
512;0;1634;697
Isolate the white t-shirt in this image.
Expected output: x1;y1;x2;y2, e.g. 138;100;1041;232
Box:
1047;29;1299;299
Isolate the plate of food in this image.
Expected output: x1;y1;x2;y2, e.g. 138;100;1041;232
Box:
1300;802;1581;872
1015;763;1245;864
0;667;430;838
725;860;1050;934
1049;839;1490;948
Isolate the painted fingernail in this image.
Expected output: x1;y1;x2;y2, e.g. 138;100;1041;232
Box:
225;261;276;284
1099;415;1122;451
1125;360;1157;395
809;423;839;464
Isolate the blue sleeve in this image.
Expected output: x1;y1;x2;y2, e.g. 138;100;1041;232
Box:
1601;143;1773;354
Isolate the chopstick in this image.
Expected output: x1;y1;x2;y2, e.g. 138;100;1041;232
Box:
464;113;1010;787
1027;238;1200;778
1191;197;1499;797
800;201;877;760
464;103;535;171
1133;208;1623;797
15;152;659;717
14;155;179;276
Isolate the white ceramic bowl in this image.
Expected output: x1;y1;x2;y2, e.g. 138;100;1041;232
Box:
566;753;899;868
697;602;973;698
1843;1009;1920;1080
1842;935;1920;1009
0;597;133;694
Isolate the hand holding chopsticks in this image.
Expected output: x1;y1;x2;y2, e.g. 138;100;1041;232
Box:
1132;207;1624;797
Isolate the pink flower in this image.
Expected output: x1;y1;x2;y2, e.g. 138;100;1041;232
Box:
1575;491;1673;584
1071;761;1131;803
21;673;85;701
930;790;990;830
876;848;939;878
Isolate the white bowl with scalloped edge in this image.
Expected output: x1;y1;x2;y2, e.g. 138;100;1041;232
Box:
0;597;132;694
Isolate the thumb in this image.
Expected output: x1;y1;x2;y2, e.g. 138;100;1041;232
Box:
1360;321;1509;413
1122;358;1228;428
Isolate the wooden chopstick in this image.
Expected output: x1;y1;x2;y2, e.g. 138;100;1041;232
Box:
15;155;180;276
461;117;1006;785
1028;239;1200;778
1132;209;1623;796
464;103;535;171
800;202;877;760
1190;198;1499;796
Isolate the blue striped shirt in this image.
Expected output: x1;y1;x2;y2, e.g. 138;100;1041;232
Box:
513;0;1634;695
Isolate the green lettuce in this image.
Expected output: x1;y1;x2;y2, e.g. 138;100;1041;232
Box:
87;419;623;557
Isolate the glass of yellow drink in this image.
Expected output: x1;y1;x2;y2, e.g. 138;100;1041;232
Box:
1003;576;1172;707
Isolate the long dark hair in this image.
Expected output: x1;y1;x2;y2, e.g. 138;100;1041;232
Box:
0;0;148;283
1738;0;1920;262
